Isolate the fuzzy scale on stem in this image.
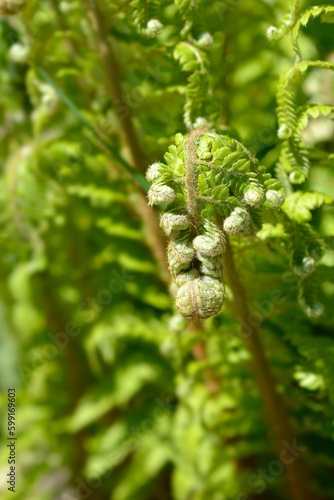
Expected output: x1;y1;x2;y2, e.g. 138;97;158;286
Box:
185;128;203;230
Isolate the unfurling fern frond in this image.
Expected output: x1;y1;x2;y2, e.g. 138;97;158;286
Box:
285;222;325;277
276;60;334;184
291;5;334;63
131;0;161;34
284;220;326;318
266;0;300;42
298;273;324;318
146;127;284;319
174;0;197;35
269;4;334;187
173;41;210;130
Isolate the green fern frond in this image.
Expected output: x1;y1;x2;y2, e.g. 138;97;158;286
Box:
298;272;324;318
266;0;300;42
291;5;334;62
298;104;334;130
173;41;209;130
276;60;334;184
282;191;332;223
285;221;325;277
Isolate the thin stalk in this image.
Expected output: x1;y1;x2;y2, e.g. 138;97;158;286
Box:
224;236;318;500
188;318;221;392
86;0;147;174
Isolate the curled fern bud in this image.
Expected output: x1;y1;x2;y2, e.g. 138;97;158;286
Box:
193;222;224;257
223;207;248;234
195;32;213;49
193;234;222;257
199;255;223;280
146;19;163;37
160;213;189;236
168;237;194;276
175;277;225;319
289;171;305;184
175;268;200;287
299;300;324;318
8;43;30;64
244;186;265;207
294;256;315;277
265;190;285;208
146;162;165;183
277;124;292;140
193;117;207;129
266;26;279;41
0;0;26;14
148;184;176;206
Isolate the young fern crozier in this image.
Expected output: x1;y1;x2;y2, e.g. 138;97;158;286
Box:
147;127;285;320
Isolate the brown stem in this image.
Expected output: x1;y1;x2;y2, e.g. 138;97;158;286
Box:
188;318;221;392
86;0;147;174
34;274;105;500
185;128;205;230
223;237;317;500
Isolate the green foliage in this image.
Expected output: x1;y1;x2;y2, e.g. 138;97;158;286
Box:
131;0;162;34
282;191;332;222
147;129;284;318
0;1;334;500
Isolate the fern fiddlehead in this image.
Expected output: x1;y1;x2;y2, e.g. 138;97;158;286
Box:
131;0;161;35
266;0;300;43
147;126;284;320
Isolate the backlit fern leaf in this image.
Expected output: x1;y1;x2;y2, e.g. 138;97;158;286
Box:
291;5;334;62
285;221;324;275
298;272;324;318
173;42;209;130
276;60;334;184
266;0;300;42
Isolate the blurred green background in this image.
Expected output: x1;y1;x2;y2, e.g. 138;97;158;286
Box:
0;1;334;499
